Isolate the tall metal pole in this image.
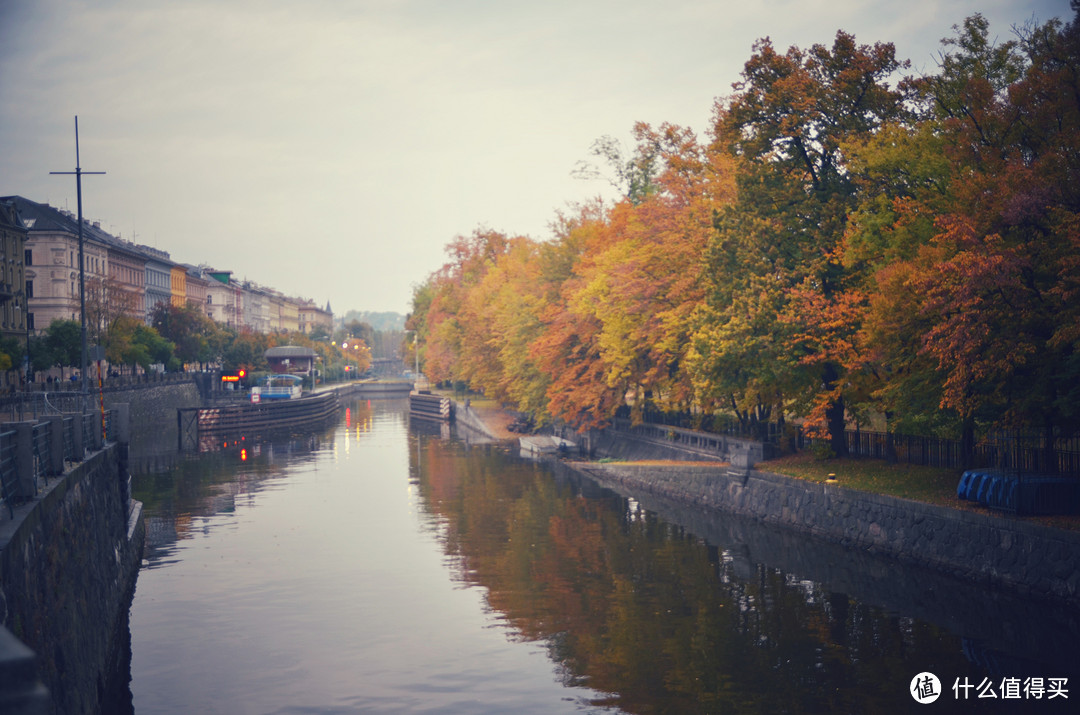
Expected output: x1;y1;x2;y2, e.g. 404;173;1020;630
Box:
51;117;105;408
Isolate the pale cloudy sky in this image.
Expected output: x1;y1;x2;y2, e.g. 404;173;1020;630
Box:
0;0;1069;315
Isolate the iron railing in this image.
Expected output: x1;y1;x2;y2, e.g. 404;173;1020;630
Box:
633;408;1080;477
802;428;1080;477
0;408;119;519
31;422;50;487
0;429;16;518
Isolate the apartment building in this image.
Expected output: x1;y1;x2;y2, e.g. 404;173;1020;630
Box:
0;200;27;342
4;196;109;333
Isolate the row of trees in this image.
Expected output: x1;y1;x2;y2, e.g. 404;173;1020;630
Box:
408;8;1080;458
8;302;373;382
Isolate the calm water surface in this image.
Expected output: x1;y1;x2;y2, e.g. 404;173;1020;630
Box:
129;396;1080;714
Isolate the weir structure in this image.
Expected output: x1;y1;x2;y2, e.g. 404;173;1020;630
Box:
177;379;414;451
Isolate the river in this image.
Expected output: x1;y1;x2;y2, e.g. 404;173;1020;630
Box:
126;395;1079;713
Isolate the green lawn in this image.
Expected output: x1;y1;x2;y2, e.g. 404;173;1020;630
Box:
760;452;962;504
759;452;1080;531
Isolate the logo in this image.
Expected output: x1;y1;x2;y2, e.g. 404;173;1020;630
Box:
912;672;942;704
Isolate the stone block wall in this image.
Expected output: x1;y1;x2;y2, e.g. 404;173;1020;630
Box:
584;424;768;465
0;446;144;714
576;463;1080;603
103;382;201;459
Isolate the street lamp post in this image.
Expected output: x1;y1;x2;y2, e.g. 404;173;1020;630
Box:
50;117;105;408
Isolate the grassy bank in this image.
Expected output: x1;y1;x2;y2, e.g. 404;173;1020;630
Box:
760;452;961;506
760;452;1080;531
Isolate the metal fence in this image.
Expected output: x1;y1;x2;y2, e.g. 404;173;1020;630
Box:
0;429;16;518
0;409;119;519
633;407;1080;477
623;407;786;442
802;428;1080;477
31;422;50;488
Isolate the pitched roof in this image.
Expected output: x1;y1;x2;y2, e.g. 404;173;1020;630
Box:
264;345;317;359
0;195;172;264
1;195;79;233
0;199;26;232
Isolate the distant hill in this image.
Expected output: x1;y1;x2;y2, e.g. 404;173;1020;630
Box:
340;310;406;332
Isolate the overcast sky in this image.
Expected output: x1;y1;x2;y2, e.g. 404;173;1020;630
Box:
0;0;1070;316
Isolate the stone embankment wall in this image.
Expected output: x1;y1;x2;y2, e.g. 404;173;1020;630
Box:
0;445;144;714
574;420;769;466
103;380;202;459
573;462;1080;603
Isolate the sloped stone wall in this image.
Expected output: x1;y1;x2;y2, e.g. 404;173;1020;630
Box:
0;446;144;714
574;462;1080;603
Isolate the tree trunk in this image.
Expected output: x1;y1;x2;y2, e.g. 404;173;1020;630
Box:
826;394;848;457
822;362;848;457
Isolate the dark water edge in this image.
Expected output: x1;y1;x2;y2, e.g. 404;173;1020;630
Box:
551;460;1080;677
414;437;1080;714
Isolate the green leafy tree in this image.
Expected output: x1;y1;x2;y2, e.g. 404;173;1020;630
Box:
223;329;268;375
44;319;82;373
0;336;23;374
703;30;910;454
901;9;1080;462
151;302;217;368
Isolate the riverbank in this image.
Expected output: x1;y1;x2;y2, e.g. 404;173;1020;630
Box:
0;443;145;714
457;399;1080;603
451;395;520;441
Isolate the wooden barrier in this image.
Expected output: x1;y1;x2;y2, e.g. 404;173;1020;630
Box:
408;392;454;422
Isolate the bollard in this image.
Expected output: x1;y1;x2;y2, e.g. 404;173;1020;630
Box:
46;415;65;476
13;422;37;499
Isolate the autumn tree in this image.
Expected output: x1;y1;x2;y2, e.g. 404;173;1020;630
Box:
572;126;666;205
454;236;550;414
564;124;736;424
890;9;1080;462
86;276;138;344
413;228;510;385
222;329;268;375
701;31;910;454
531;203;626;429
150;302;217;368
106;315;174;374
840;122;957;437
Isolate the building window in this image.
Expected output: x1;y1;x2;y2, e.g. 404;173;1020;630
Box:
27;313;34;331
25;280;32;299
24;249;31;266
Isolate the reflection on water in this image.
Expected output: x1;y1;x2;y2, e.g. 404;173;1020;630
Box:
128;397;1079;714
130;398;617;714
